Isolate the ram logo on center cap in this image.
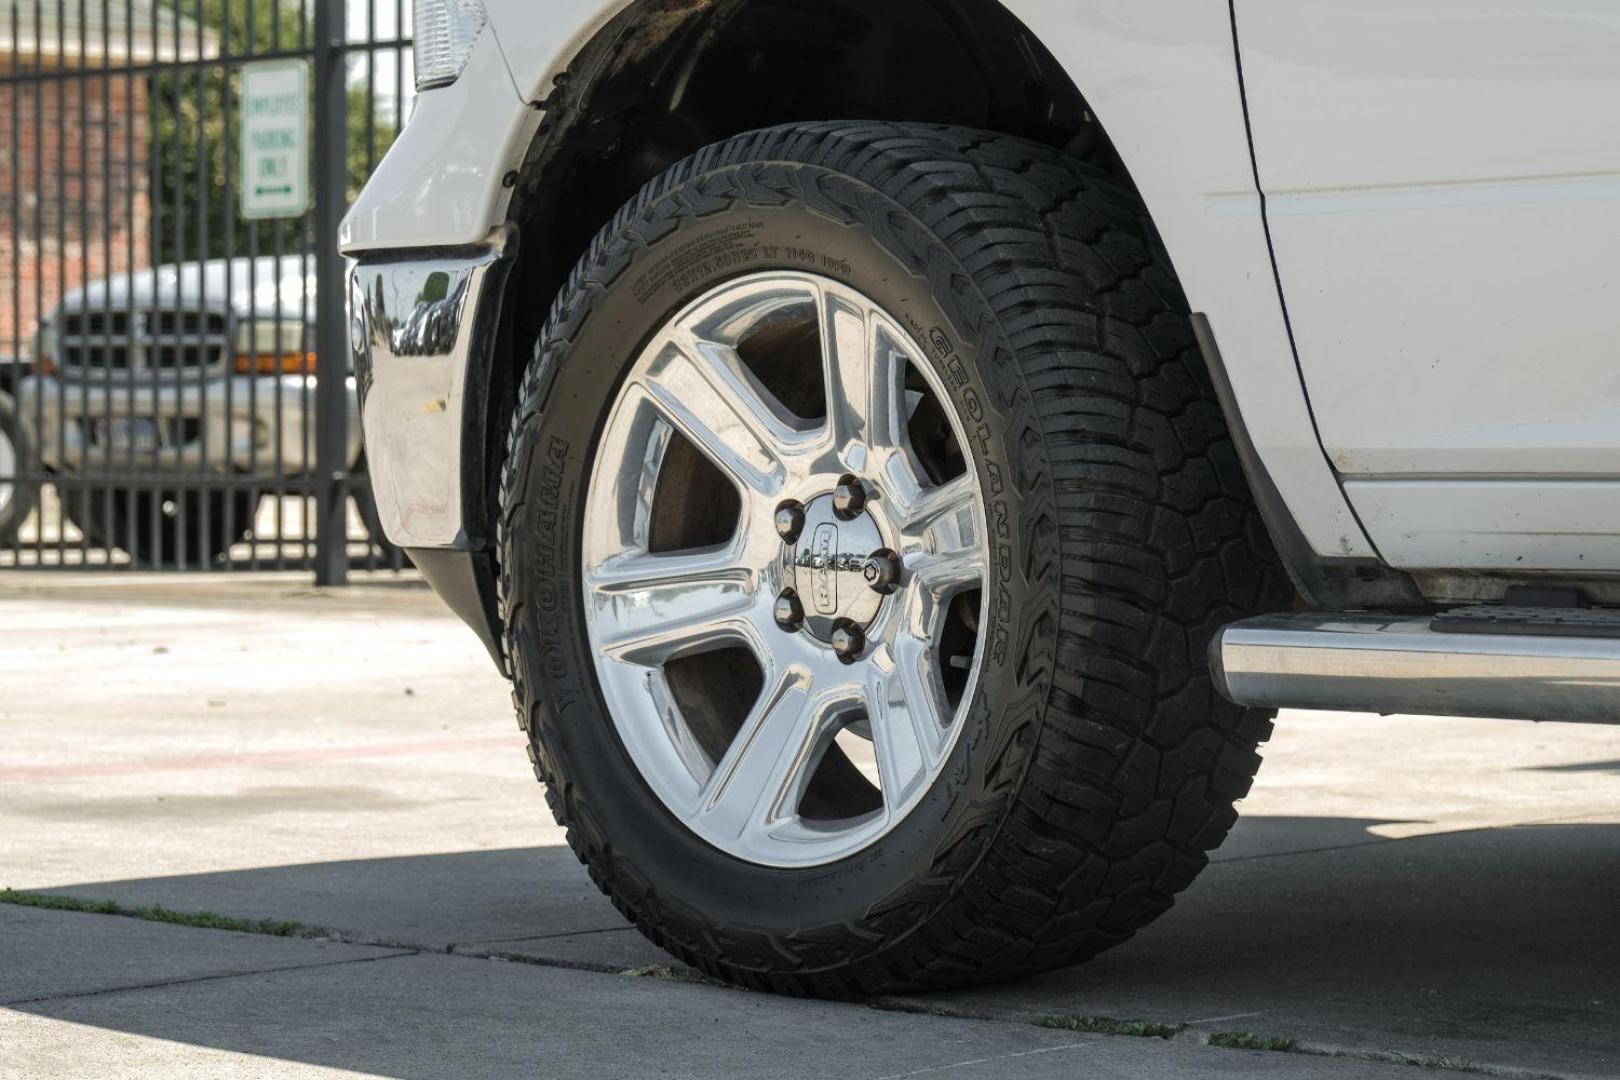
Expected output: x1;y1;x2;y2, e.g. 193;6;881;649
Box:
811;523;838;614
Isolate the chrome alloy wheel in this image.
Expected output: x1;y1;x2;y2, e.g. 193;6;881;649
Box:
581;272;988;868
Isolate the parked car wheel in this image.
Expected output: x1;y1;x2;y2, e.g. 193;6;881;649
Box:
64;487;257;566
499;122;1289;994
0;391;41;544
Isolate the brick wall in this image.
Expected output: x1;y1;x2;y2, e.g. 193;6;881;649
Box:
0;57;150;355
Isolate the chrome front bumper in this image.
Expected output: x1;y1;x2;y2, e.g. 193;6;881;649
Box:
16;372;361;478
348;226;516;550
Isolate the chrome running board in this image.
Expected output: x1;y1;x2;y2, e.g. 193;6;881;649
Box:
1211;612;1620;723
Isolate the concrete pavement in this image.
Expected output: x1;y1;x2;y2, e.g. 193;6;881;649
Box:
3;572;1618;1077
5;906;1421;1080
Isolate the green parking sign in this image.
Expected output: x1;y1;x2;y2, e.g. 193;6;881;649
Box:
240;60;310;220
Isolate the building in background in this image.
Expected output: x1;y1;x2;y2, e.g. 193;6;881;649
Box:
0;1;214;357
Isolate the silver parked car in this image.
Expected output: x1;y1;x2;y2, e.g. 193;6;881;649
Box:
19;256;373;563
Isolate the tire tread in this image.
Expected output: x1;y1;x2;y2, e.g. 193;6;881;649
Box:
499;121;1289;995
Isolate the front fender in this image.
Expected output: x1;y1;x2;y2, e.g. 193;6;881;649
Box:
338;24;530;252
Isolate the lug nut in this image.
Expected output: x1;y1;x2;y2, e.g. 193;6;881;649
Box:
832;475;867;520
862;547;901;595
774;500;805;543
830;618;866;663
773;589;804;633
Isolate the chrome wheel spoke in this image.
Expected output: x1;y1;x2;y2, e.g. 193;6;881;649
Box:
821;287;908;458
866;648;949;808
695;667;827;842
586;548;757;662
898;472;984;596
893;470;976;537
910;545;984;598
638;333;793;496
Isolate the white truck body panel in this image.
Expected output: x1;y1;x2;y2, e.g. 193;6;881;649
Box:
1343;479;1620;571
338;26;531;251
987;1;1375;559
482;0;634;103
342;0;1381;562
1240;0;1620;570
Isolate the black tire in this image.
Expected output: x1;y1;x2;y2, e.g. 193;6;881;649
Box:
64;486;257;566
499;121;1291;995
0;391;41;544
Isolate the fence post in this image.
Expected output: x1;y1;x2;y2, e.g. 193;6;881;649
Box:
313;0;350;585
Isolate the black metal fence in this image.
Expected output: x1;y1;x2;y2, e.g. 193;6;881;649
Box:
0;0;412;583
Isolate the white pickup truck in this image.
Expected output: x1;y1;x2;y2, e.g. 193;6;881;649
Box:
344;0;1620;994
19;257;371;563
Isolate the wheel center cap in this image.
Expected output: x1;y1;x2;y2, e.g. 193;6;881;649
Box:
783;493;887;642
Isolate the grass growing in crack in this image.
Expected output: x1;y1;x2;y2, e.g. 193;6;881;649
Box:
1208;1031;1296;1053
622;964;682;979
618;963;729;988
1412;1056;1477;1072
1038;1014;1184;1039
0;889;303;937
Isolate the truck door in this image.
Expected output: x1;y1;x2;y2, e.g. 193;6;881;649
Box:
1237;0;1620;572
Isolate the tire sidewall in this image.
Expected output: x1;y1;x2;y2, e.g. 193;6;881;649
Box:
0;391;40;540
505;168;1054;958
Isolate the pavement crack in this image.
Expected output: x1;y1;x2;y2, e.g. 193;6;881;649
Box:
865;997;1587;1080
448;942;671;978
1214;808;1620;867
2;950;418;1008
445;924;634;951
1275;1039;1576;1080
1182;1009;1266;1025
867;1041;1093;1080
1213;836;1396;865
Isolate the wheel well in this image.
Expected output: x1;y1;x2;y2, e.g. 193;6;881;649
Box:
481;0;1123;513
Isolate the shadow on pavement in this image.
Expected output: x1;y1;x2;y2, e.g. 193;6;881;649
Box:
22;844;626;955
7;816;1619;1077
1529;758;1620;776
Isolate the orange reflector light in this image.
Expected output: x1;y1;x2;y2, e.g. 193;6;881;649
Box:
235;352;317;376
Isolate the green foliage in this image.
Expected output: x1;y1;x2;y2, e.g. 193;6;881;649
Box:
0;887;304;936
1037;1014;1184;1039
149;0;401;263
1208;1031;1297;1053
0;889;119;915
